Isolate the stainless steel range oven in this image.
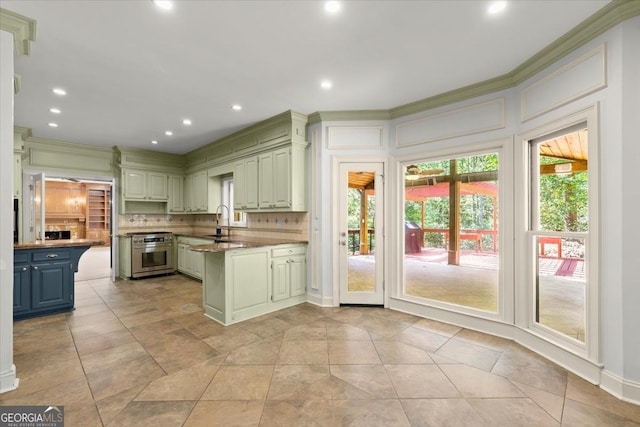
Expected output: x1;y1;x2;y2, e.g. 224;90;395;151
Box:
129;232;175;278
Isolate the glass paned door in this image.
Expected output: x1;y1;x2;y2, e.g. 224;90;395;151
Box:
339;162;384;305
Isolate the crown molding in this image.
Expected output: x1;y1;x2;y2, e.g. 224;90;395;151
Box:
510;0;640;84
307;110;391;126
308;0;640;125
0;8;36;56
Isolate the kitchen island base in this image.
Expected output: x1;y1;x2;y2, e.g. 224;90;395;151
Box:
201;243;307;326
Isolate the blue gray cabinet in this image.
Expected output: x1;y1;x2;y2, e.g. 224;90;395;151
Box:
13;246;90;319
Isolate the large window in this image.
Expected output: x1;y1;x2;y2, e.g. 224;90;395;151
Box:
222;177;246;227
403;152;500;313
530;127;589;343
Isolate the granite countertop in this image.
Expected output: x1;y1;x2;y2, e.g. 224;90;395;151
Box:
188;237;307;253
14;239;105;250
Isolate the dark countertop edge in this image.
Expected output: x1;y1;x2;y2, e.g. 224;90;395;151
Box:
189;239;308;253
15;239;105;250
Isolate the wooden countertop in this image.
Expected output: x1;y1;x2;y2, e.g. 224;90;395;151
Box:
14;239;105;250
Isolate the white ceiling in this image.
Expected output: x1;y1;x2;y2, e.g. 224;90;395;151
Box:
5;0;609;155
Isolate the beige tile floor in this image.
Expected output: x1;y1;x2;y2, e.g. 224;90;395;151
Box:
1;273;639;426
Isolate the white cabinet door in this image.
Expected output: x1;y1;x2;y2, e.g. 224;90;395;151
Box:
273;147;291;208
271;258;290;302
168;175;184;213
177;243;187;272
123;169;146;199
289;255;306;297
147;172;168;200
234;156;259;210
193;251;204;280
230;250;269;311
259;151;275;209
123;169;168;201
192;170;208;212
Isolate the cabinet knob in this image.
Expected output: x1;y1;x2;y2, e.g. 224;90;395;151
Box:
22;267;27;271
33;266;38;270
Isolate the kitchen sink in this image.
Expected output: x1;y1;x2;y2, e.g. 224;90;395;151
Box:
203;236;239;244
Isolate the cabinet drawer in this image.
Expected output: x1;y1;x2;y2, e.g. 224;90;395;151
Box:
271;246;306;258
31;250;71;262
15;251;30;264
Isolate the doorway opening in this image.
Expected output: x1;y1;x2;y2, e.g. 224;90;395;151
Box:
24;171;115;281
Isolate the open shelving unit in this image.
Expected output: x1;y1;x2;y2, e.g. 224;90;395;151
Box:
86;185;111;245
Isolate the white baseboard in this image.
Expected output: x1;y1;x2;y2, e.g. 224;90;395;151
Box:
306;294;334;307
601;370;640;406
0;364;18;394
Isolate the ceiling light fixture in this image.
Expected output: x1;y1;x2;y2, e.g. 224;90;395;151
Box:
153;0;174;11
487;1;507;15
324;1;341;14
151;140;158;145
182;119;192;125
52;88;67;96
49;108;61;114
321;80;333;90
232;104;242;111
165;130;173;136
48;122;58;128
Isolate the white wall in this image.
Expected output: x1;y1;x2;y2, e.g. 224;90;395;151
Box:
0;29;17;393
619;16;640;390
310;16;640;403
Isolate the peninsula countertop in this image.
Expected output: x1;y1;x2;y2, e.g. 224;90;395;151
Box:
14;238;105;250
187;237;307;253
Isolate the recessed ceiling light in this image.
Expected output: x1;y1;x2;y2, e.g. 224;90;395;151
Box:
153;0;174;11
324;1;341;14
165;130;173;136
487;1;507;15
49;108;61;114
320;80;333;90
182;119;192;125
52;88;67;96
48;122;58;128
232;104;242;111
151;140;158;145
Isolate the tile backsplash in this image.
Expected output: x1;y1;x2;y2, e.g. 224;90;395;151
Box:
118;212;309;241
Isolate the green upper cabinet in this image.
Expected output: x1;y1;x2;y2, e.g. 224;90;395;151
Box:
233;156;259;211
184;170;208;213
168;174;184;213
259;146;292;209
122;168;168;201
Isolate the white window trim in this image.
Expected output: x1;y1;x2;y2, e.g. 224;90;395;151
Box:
393;137;514;324
222;176;246;227
514;103;600;364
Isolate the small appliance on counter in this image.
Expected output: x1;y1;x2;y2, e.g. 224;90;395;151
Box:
45;230;72;240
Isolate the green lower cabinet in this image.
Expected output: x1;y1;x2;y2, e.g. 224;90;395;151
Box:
203;243;307;326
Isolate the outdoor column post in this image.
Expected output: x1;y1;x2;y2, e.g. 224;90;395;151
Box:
360;189;369;255
448;159;461;265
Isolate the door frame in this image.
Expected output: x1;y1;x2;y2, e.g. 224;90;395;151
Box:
22;169;118;282
332;156;388;307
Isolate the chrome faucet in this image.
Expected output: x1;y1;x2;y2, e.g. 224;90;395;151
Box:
215;204;230;238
